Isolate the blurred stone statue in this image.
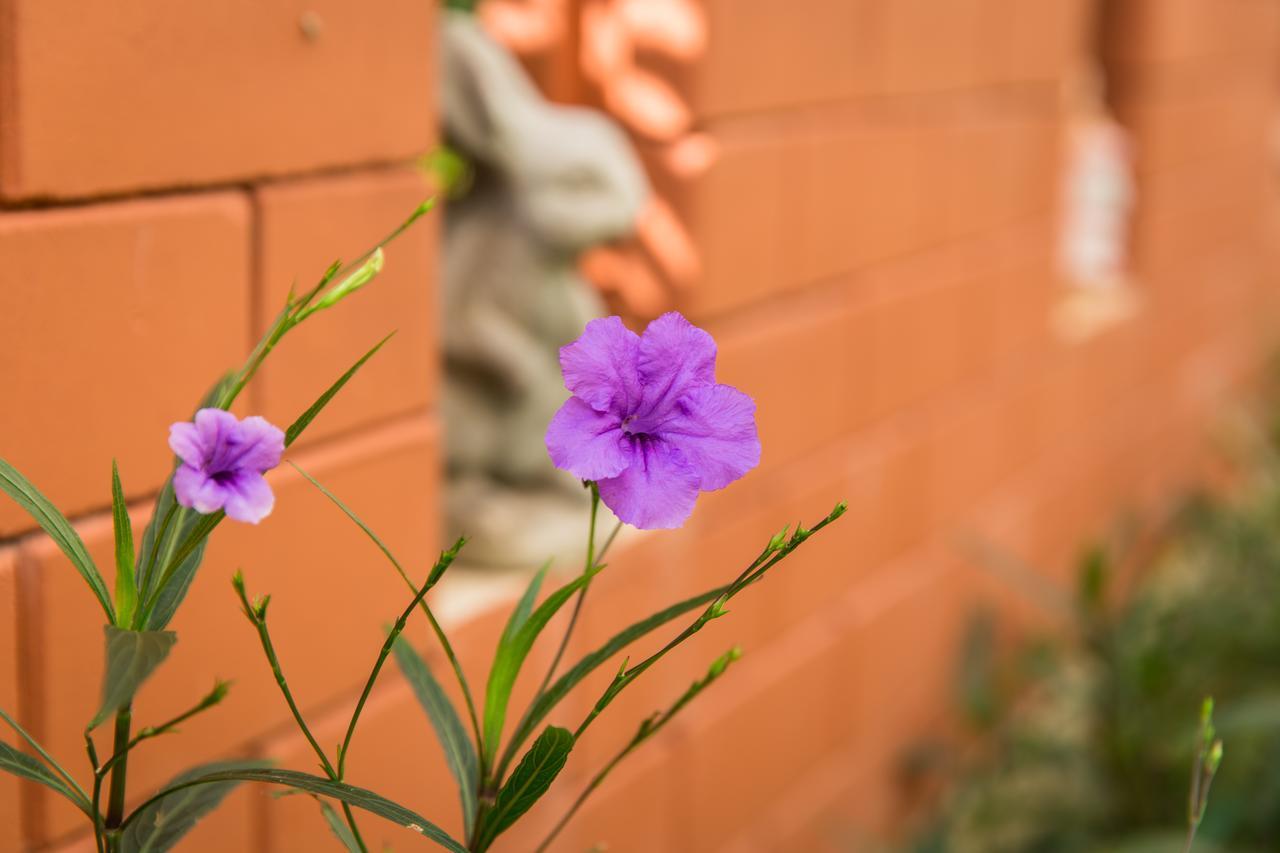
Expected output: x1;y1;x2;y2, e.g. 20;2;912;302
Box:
440;11;649;569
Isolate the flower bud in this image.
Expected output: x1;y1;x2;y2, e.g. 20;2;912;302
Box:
297;248;385;321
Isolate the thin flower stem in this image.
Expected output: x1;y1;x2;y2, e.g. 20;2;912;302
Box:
536;749;624;853
574;508;845;740
291;464;485;760
103;706;132;829
533;487;601;702
233;580;370;851
96;683;228;779
85;735;106;853
235;593;335;778
337;572;438;778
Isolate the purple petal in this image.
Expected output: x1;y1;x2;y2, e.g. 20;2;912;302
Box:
229;416;285;473
221;471;276;524
168;422;206;467
597;438;700;529
636;312;717;416
193;408;240;472
545;397;632;480
658;384;761;491
173;465;229;514
560;317;642;415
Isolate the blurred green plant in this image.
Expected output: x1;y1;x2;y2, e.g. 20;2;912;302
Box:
910;405;1280;852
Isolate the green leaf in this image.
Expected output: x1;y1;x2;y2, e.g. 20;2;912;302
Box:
285;334;393;447
111;460;138;628
474;726;574;851
123;768;467;853
134;374;232;628
90;626;177;729
392;637;479;838
483;571;595;766
502;562;548;647
138;510;222;630
0;741;92;815
120;759;270;853
318;798;362;852
0;457;114;622
506;584;729;764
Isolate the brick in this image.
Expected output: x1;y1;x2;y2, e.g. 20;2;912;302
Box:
1103;0;1280;67
253;168;438;446
980;0;1089;84
679;118;804;317
881;0;983;93
0;0;435;200
554;743;676;853
26;416;440;841
830;554;969;765
691;0;881;117
796;119;927;281
1;548;21;851
668;617;841;853
0;193;251;538
706;289;854;473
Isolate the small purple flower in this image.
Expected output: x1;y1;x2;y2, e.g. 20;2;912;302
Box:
168;409;285;524
545;312;761;529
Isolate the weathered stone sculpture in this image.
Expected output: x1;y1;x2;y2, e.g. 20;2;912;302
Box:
440;11;649;569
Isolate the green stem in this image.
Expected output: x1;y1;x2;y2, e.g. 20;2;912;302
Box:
337;572;438;778
533;487;600;703
86;735;106;853
237;599;335;779
235;580;372;851
97;683;228;779
104;706;132;829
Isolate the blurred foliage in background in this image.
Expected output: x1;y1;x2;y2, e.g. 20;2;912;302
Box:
907;369;1280;853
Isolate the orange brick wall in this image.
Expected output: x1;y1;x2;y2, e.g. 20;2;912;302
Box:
0;2;443;850
2;2;1279;852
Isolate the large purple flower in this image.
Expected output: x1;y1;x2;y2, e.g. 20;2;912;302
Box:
545;312;761;529
168;409;285;524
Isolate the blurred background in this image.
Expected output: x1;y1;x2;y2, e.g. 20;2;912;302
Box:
2;0;1280;850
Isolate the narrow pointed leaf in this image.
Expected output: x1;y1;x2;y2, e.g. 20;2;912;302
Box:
90;626;177;729
502;562;548;645
507;584;729;762
0;458;114;622
123;768;467;853
483;571;595;765
285;334;393;447
111;461;138;628
0;707;90;806
392;638;478;838
318;798;362;852
121;759;271;853
0;742;92;815
475;726;573;851
139;511;222;630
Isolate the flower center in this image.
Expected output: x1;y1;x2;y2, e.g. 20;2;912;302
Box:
621;416;646;439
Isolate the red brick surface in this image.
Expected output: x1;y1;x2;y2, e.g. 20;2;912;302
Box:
3;0;1280;850
0;0;435;200
0;548;21;852
253;168;438;445
0;193;251;537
